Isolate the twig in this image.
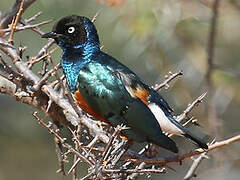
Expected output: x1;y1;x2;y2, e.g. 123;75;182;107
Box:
25;11;42;23
153;70;183;91
127;134;240;165
0;0;37;29
80;172;94;180
4;19;53;34
103;167;166;174
176;92;207;122
36;39;55;59
27;46;58;68
0;41;15;49
68;157;81;175
91;10;101;23
184;153;208;180
183;140;215;180
126;162;147;179
101;125;124;163
67;125;97;163
19;19;45;36
108;140;130;167
33;111;94;166
123;145;158;178
32;63;61;91
8;0;25;44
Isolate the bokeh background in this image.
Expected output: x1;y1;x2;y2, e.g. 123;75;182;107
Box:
0;0;240;179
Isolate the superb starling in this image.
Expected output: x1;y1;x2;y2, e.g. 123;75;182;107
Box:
42;15;208;153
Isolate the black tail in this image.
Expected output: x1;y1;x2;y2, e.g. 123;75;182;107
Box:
183;132;208;149
168;116;208;149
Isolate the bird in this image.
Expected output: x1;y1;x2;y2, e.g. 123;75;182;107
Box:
42;15;208;153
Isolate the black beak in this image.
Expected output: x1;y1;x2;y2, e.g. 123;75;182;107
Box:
41;32;58;39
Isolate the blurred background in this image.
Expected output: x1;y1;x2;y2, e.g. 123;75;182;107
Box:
0;0;240;179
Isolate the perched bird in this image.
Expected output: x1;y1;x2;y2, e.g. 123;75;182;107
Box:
42;15;208;153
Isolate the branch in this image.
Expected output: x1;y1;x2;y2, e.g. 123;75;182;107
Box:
0;0;37;29
33;112;94;166
183;140;215;180
103;167;166;174
91;10;101;23
4;19;53;35
8;0;25;44
153;70;183;91
176;92;207;122
35;39;55;59
0;37;109;143
127;135;240;165
25;11;42;23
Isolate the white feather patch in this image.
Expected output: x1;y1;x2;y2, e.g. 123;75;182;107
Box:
148;103;183;136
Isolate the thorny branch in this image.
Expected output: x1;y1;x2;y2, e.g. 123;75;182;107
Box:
8;0;25;44
176;92;207;122
33;112;94;166
183;140;215;180
0;0;37;29
127;135;240;165
153;70;183;91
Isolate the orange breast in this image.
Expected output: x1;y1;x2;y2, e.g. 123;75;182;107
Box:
73;90;108;123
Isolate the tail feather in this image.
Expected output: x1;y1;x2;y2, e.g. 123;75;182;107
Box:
168;116;208;149
183;132;208;149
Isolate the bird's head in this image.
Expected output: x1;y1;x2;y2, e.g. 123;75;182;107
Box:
42;15;100;49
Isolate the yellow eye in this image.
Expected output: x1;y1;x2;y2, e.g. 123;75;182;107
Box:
68;26;75;34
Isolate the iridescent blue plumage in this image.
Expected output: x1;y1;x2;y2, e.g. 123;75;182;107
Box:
42;15;208;153
60;17;100;92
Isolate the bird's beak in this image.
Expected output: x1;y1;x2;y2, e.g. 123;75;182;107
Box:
41;32;58;39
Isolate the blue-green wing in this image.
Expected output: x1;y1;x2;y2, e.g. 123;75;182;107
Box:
77;60;178;152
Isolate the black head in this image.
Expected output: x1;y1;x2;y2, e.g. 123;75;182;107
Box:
42;15;99;48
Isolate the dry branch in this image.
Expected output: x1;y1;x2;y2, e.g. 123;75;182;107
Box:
8;0;25;44
4;19;53;34
33;112;95;166
153;70;183;91
0;0;37;29
176;92;207;122
183;140;215;180
127;135;240;165
0;37;109;143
